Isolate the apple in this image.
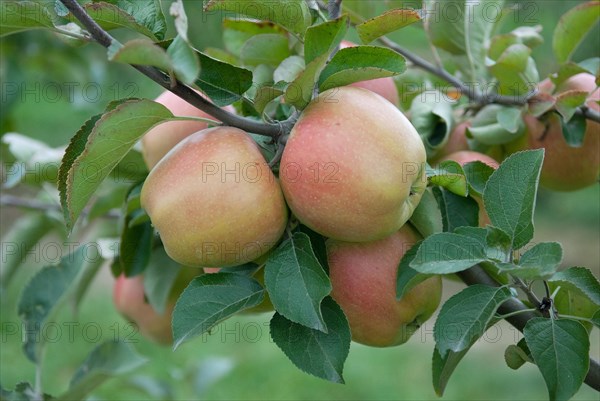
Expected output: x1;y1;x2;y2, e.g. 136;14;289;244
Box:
113;268;200;344
522;73;600;191
439;150;499;226
279;86;427;242
141;126;288;267
327;224;442;347
340;41;400;107
141;90;234;169
203;266;274;313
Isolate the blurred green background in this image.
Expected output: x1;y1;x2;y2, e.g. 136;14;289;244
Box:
1;0;599;400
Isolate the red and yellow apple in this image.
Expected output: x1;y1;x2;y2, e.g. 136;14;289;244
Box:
113;268;200;344
522;73;600;191
141;126;288;267
280;86;427;242
340;41;400;107
327;224;442;347
141;90;234;169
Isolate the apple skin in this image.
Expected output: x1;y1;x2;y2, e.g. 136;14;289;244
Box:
203;267;274;313
279;86;427;242
113;268;200;345
327;224;442;347
141;91;234;169
340;41;400;107
141;126;288;267
522;73;600;191
439;151;499;226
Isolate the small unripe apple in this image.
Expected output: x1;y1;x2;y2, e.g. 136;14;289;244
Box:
141;127;288;267
340;41;400;107
280;86;427;242
113;268;199;344
522;73;600;191
439;151;499;226
141;91;234;169
327;224;442;347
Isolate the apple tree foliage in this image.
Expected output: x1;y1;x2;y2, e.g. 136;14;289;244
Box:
1;1;599;400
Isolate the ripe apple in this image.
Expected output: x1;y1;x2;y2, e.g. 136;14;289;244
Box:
141;90;234;169
203;266;274;313
113;268;200;344
279;86;427;242
522;73;600;191
340;41;400;107
439;151;499;226
141;126;288;267
327;224;442;347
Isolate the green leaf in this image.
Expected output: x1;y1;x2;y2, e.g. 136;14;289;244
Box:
172;273;265;348
485;226;512;255
1;382;54;401
75;2;157;40
205;0;312;38
553;1;600;63
504;338;533;370
318;46;406;91
549;267;600;306
357;8;421;43
462;161;495;197
304;15;349;64
427;161;469;197
108;39;173;73
524;318;590;401
18;246;88;362
296;225;330;274
454;226;507;262
195;52;254;106
103;0;166;40
518;242;563;278
468;105;525;145
167;35;200;84
556;90;588;122
550;62;593;88
410;232;487;274
432;187;479;232
58;99;173;231
552;283;599;332
143;247;183;314
410;188;443;238
434;285;512;356
483;150;544;250
432;346;470;396
560;112;587;147
119;218;153;277
222;18;286;56
396;241;433;300
270;297;350;383
0;1;54;37
488;44;539;96
284;16;348;109
240;33;290;66
60;341;147;401
592;310;600;328
264;232;331;332
273;55;305;82
410;96;454;157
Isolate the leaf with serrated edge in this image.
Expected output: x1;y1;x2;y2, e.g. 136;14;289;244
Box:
434;285;512;356
483;150;544;250
60;341;147;401
524;318;590;401
270;297;350;383
18;246;88;362
357;8;421;43
410;232;487;274
427;161;469;197
304;15;349;65
265;232;331;332
59;99;173;230
553;1;600;63
549;267;600;306
0;1;54;37
172;273;264;348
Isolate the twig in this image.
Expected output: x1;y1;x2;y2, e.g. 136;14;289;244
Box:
328;0;343;20
58;0;293;138
575;105;600;124
458;265;600;391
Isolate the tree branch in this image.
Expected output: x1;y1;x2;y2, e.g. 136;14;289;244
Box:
575;105;600;124
328;0;343;20
58;0;293;138
458;265;600;392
